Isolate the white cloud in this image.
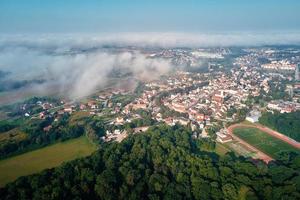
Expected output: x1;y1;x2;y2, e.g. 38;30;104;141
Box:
1;32;300;48
1;31;300;99
0;46;173;99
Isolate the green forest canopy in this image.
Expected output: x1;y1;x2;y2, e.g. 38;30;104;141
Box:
1;124;300;200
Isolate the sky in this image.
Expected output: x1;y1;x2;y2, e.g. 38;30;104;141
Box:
1;0;300;101
0;0;300;33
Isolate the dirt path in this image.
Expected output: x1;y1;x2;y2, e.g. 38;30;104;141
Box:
254;124;300;149
229;131;274;163
227;123;300;163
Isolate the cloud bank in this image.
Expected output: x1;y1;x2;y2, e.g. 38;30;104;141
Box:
1;32;300;49
0;46;172;99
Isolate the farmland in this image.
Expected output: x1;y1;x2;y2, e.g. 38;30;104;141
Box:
232;127;300;160
0;136;97;187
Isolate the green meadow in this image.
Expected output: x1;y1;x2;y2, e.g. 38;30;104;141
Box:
0;136;97;187
233;127;300;159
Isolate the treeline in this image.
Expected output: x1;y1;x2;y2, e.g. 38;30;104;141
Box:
259;111;300;142
0;114;84;159
1;125;300;199
0;121;17;133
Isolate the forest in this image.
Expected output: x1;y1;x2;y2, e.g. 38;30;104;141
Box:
1;124;300;200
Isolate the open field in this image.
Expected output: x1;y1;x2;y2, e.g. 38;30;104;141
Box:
111;94;136;105
232;127;300;160
215;142;231;155
0;136;97;187
225;141;257;157
216;140;267;162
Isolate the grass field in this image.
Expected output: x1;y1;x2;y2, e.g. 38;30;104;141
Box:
226;141;257;158
111;94;135;105
0;136;97;187
215;142;231;155
233;127;300;159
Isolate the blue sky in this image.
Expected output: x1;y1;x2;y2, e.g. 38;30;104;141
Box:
0;0;300;33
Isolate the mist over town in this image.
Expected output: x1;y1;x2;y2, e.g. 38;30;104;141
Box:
1;1;300;199
1;32;300;101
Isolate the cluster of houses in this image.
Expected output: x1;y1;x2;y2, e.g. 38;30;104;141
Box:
19;48;299;144
103;126;150;143
267;100;300;113
160;66;269;128
261;60;297;71
119;66;288;142
104;129;127;143
23;100;57;117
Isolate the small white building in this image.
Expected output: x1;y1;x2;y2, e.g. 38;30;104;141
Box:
246;110;261;123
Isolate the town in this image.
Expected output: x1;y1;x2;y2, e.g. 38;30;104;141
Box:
2;1;300;199
3;46;299;164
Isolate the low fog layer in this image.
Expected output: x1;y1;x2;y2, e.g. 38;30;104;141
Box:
1;32;300;100
0;47;172;99
1;32;300;49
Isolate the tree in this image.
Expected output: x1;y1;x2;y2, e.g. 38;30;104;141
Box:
222;183;238;200
1;124;300;200
95;170;118;200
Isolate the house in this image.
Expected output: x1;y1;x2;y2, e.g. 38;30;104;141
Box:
134;126;149;133
64;106;73;113
80;104;87;110
42;103;52;110
174;117;189;126
115;117;124;124
195;113;205;122
163;117;174;126
39;112;46;119
155;113;163;121
88;101;98;109
216;129;232;143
